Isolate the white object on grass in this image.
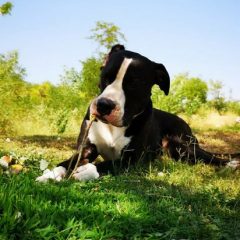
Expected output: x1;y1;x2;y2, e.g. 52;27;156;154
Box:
35;166;66;183
226;160;240;170
0;159;9;169
39;159;49;171
72;163;99;181
158;171;165;177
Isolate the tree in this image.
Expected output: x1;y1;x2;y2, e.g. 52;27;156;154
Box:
88;21;126;53
209;80;223;99
0;51;27;98
152;73;208;115
60;67;81;87
0;51;30;133
208;80;226;113
79;57;101;101
61;21;126;101
0;2;13;15
172;74;208;103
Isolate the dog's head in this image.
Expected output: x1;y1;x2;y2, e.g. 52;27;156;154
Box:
90;45;170;127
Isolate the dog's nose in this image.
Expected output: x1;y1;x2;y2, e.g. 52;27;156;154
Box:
96;98;116;116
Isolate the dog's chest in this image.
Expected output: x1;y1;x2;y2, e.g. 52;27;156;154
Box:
88;121;131;161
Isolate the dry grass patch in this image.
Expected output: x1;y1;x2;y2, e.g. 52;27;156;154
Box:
181;111;239;130
196;131;240;153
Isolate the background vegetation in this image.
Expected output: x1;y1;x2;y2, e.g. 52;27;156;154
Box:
1;51;239;136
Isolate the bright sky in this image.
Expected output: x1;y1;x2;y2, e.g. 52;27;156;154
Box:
1;0;240;100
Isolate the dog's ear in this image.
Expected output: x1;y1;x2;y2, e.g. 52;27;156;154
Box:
109;44;125;55
102;44;125;69
154;63;170;95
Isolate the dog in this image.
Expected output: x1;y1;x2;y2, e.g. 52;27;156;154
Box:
36;45;239;182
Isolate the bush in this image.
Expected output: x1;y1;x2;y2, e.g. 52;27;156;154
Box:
225;101;240;115
207;98;227;114
152;73;208;115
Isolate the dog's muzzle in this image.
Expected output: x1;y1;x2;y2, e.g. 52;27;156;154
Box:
96;98;116;116
90;97;123;126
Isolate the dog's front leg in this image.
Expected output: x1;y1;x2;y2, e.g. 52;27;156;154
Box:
57;139;98;171
57;139;99;181
36;140;99;182
36;113;99;182
57;115;99;180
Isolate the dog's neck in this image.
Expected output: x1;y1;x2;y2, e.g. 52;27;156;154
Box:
125;101;153;137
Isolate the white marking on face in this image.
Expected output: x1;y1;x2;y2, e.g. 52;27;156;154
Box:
91;58;132;125
88;120;131;161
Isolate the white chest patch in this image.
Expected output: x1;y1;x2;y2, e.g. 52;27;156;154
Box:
88;120;131;161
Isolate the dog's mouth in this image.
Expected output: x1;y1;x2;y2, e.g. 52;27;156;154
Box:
93;114;108;124
94;113;124;127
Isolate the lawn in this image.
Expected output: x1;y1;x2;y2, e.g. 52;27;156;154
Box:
0;130;240;239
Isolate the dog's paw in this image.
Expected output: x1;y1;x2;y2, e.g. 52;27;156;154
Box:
72;163;99;181
226;160;240;170
36;166;66;182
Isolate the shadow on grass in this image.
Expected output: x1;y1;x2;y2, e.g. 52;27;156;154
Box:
13;135;77;150
0;167;240;240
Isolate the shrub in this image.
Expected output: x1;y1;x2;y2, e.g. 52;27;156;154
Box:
152;73;208;115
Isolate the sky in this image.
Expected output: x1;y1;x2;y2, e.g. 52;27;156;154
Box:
1;0;240;100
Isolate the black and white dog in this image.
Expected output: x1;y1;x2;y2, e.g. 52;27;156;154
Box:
36;45;239;182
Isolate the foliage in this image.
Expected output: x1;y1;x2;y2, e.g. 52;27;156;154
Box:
0;51;26;80
208;80;227;114
60;57;101;105
0;51;29;134
209;80;224;99
60;67;81;86
1;22;239;135
79;57;101;101
0;22;127;134
60;21;126;104
226;101;240;115
0;1;13;15
1;50;239;136
152;73;208;115
0;51;85;135
208;97;227;114
55;109;70;134
89;21;126;52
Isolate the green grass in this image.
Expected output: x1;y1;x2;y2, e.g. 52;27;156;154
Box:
0;129;240;240
1;153;240;239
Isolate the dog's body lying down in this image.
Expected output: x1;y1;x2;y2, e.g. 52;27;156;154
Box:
36;45;239;182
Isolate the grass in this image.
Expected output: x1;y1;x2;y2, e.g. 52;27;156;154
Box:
0;122;240;239
0;158;240;239
180;109;239;130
